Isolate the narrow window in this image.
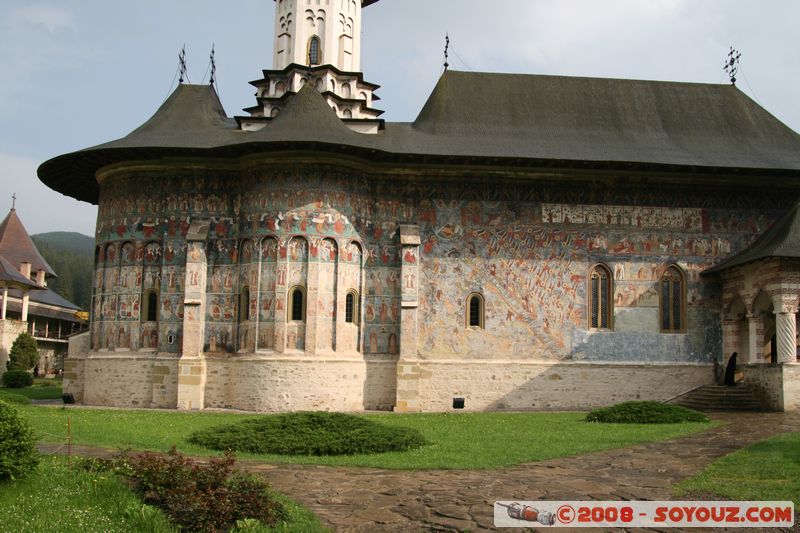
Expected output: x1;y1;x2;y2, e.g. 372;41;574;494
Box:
308;36;321;65
589;265;613;329
660;266;685;332
467;293;484;328
144;291;159;322
345;290;358;324
239;287;250;322
289;286;306;322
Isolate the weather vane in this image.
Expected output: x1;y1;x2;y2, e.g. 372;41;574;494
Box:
178;45;188;84
443;33;450;71
209;45;216;87
724;47;741;86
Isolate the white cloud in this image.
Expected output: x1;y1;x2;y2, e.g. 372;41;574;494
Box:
0;152;96;236
0;3;101;115
10;4;75;32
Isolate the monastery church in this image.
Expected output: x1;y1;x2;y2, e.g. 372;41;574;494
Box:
39;0;800;412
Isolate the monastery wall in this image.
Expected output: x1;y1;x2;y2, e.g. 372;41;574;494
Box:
397;360;712;412
68;162;792;411
0;319;27;371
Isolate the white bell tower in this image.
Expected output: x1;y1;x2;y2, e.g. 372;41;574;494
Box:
274;0;374;72
238;0;383;134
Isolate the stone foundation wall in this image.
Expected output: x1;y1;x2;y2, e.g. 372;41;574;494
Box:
204;355;397;412
396;360;714;412
781;364;800;411
0;319;27;370
743;364;785;410
70;353;179;408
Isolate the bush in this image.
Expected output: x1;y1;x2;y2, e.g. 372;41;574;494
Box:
188;411;427;456
0;400;40;481
1;370;33;389
6;333;38;371
586;401;709;424
119;447;286;532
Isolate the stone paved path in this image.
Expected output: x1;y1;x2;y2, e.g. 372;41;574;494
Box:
41;412;800;532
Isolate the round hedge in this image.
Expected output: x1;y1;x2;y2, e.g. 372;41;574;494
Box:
188;412;426;456
1;370;33;389
0;400;40;481
585;401;709;424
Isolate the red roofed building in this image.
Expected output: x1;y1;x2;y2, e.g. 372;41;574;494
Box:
0;206;87;374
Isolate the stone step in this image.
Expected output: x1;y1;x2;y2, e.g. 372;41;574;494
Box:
669;384;766;412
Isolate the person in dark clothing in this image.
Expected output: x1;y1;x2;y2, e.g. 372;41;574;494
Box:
724;351;738;386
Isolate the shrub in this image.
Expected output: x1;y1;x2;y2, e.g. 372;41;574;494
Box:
6;333;38;371
120;447;286;532
1;370;33;389
586;401;709;424
188;411;427;456
0;400;40;481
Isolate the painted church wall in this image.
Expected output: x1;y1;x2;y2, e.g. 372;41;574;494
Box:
91;166;786;368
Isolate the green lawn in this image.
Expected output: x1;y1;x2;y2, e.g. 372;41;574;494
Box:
0;457;327;533
5;385;63;400
0;458;176;533
676;431;800;505
20;405;715;469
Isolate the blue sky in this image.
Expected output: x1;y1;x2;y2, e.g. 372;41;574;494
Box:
1;0;799;236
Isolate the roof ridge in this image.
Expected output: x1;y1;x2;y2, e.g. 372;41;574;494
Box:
0;209;56;276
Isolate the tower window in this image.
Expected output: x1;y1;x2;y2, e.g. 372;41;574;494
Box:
289;286;306;322
467;293;484;329
660;266;685;332
589;264;613;330
308;36;321;65
345;290;359;324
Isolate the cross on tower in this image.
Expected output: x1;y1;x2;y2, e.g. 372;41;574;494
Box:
11;193;16;210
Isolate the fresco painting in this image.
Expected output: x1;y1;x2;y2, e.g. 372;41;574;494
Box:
89;169;786;361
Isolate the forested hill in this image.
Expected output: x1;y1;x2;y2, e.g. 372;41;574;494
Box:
31;232;94;310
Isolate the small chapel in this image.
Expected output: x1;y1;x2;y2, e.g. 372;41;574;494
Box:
40;0;800;412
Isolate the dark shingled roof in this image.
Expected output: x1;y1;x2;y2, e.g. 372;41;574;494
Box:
704;201;800;274
38;70;800;204
0;209;56;276
9;286;81;310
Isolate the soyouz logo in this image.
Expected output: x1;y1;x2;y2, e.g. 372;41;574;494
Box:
494;501;794;528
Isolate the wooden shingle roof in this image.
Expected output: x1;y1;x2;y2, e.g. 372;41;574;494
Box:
38;70;800;204
0;209;55;277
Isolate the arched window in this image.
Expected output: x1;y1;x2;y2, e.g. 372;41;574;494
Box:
308;36;321;65
143;290;159;322
289;286;306;322
345;290;359;324
239;287;250;322
660;266;685;332
466;293;484;328
589;264;613;330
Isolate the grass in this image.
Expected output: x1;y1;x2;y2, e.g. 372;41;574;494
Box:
676;431;800;505
0;378;63;401
0;457;326;533
7;385;63;400
0;457;176;533
20;406;715;469
0;389;32;404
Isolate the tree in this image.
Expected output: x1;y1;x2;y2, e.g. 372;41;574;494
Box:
6;333;38;371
